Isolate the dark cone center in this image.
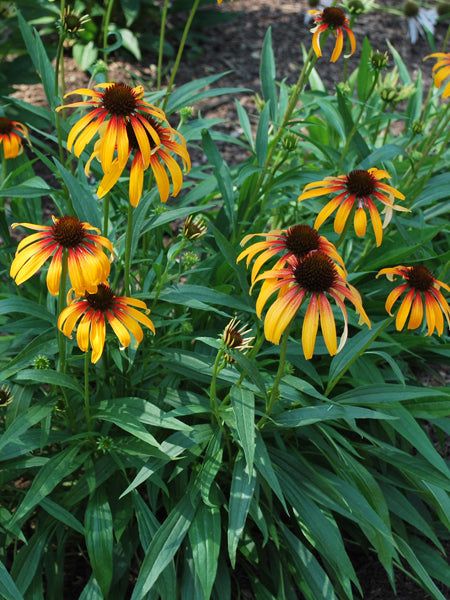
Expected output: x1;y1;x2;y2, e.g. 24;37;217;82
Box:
346;169;376;197
406;266;434;291
294;252;337;293
403;1;419;18
322;7;347;26
0;117;13;134
52;216;85;247
284;225;320;258
102;84;138;117
126;115;163;151
85;283;115;310
224;328;243;349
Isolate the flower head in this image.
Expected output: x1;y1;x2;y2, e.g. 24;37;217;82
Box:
298;168;408;247
57;83;166;174
58;283;155;363
221;317;254;363
10;216;113;296
57;5;90;39
0;384;13;407
425;52;450;98
0;116;30;159
309;7;356;62
403;1;438;44
377;265;450;335
237;224;345;284
182;215;207;240
253;252;370;359
85;114;190;206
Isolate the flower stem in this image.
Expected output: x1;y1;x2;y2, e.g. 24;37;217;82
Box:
239;47;317;234
102;0;115;66
54;35;66;165
157;0;170;91
337;75;379;172
210;349;225;423
124;203;134;295
103;193;109;237
162;0;202;111
58;249;77;431
84;350;92;432
1;149;7;186
258;319;293;428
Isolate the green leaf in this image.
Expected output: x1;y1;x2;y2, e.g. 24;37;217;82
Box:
395;536;447;600
130;492;198;600
10;446;86;526
281;524;337;600
0;297;54;324
326;319;391;395
54;160;102;230
235;100;255;150
254;431;287;512
72;41;98;71
201;130;235;229
356;37;374;102
255;102;270;168
95;397;191;431
0;401;54;454
227;452;257;567
336;86;370;162
14;369;83;396
118;28;141;60
85;487;114;599
230;386;255;478
274;404;395;428
189;504;221;600
386;40;412;85
0;561;25;600
260;27;278;121
16;9;57;109
79;575;104;600
40;497;85;535
197;428;223;507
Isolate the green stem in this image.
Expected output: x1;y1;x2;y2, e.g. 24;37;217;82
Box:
380;104;395;147
84;350;92;432
103;194;109;237
442;23;450;52
58;249;77;430
210;349;225;422
258;319;293;428
239;47;318;234
342;15;356;84
124;203;134;295
102;0;115;66
1;150;7;186
157;0;170;91
337;74;379;172
54;35;66;165
162;0;202;111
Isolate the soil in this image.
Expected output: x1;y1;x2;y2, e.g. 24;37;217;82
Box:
8;0;450;598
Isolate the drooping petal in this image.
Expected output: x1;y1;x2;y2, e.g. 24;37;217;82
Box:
395;289;415;330
330;28;344;63
302;294;320;360
319;294;337;355
353;207;367;238
90;312;106;363
407;292;424;329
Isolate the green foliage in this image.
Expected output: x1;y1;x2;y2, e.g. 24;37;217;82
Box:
1;2;450;599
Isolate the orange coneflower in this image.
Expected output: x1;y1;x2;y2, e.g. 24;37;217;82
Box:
0;117;30;159
425;52;450;98
237;224;345;284
57;83;166;173
58;283;155;364
10;216;113;296
309;7;356;62
377;265;450;334
298;168;408;247
85;115;190;206
252;251;370;359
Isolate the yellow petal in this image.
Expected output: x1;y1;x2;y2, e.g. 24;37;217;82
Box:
302;295;320;360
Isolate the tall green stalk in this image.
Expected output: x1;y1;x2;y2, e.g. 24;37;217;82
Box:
162;0;202;111
124;203;134;295
84;350;92;432
157;0;170;91
102;0;115;66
